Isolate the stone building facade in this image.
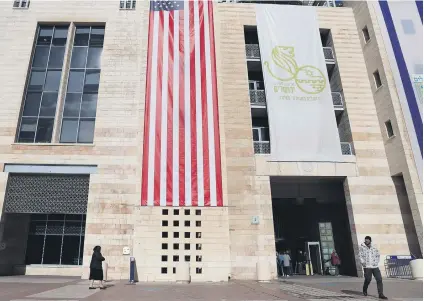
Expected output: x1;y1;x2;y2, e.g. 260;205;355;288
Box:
0;0;421;282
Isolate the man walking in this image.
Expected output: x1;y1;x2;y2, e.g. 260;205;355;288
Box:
359;236;387;299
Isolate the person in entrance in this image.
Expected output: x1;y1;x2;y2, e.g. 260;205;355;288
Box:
281;251;292;277
89;246;106;290
330;250;341;276
359;236;387;299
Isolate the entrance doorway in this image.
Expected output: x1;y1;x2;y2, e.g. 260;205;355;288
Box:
0;173;89;275
306;242;323;275
271;177;357;277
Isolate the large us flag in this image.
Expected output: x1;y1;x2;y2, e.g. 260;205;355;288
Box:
142;0;223;207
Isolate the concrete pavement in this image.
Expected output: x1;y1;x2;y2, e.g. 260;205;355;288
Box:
0;275;421;301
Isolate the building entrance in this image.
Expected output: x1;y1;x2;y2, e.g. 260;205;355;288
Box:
0;173;89;275
271;177;357;277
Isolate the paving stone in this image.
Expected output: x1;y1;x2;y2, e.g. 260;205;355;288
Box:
28;285;99;299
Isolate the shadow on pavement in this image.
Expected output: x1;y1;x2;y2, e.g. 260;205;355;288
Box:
341;289;364;296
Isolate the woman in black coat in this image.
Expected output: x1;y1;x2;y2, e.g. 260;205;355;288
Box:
89;246;106;289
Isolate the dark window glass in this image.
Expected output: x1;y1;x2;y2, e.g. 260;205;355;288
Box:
52;26;68;46
61;236;81;265
44;70;62;91
71;47;88;68
25;235;44;264
63;93;82;117
89;27;105;47
79;236;85;265
67;70;85;92
48;46;65;68
261;128;270;141
60;118;78;143
78;119;95;143
252;129;259;141
86;47;102;69
13;1;20;8
28;71;46;92
80;93;98;117
39;92;58;117
66;214;83;221
37;26;53;45
22;92;42;117
84;70;100;92
29;220;47;235
64;221;82;235
18;117;37;142
35;118;54;142
74;27;90;46
25;214;85;266
18;25;69;144
32;46;50;68
42;236;62;264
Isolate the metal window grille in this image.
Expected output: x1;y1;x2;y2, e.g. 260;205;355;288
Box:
245;44;261;59
323;47;335;62
120;0;136;9
254;141;270;154
249;90;266;105
331;92;343;108
13;0;30;8
4;174;89;214
340;142;353;155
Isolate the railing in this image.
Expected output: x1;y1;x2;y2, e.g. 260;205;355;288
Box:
245;44;261;60
323;47;335;62
250;90;266;106
253;141;353;155
254;141;270;154
341;142;353;155
246;44;336;64
384;255;414;279
332;92;343;108
249;88;343;109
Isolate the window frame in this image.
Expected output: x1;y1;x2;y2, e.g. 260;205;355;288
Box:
252;126;270;142
59;25;104;144
16;23;104;145
373;70;383;89
362;26;370;43
16;25;69;144
13;0;30;8
119;0;136;10
384;120;395;138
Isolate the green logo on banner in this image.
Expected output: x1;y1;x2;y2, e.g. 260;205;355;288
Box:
264;46;326;96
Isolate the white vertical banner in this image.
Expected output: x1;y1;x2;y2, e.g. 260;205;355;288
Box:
256;5;342;162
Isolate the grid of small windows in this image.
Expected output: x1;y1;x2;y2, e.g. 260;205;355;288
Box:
60;26;104;144
161;209;203;275
120;0;136;9
18;25;68;143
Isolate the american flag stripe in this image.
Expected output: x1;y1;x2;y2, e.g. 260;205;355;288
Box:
142;0;223;207
189;0;198;206
178;8;185;207
208;1;223;206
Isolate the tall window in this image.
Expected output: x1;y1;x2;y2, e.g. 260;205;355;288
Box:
18;26;68;143
25;214;86;265
17;24;104;144
60;26;104;143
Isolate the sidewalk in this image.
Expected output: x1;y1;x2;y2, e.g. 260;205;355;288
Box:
0;275;421;301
